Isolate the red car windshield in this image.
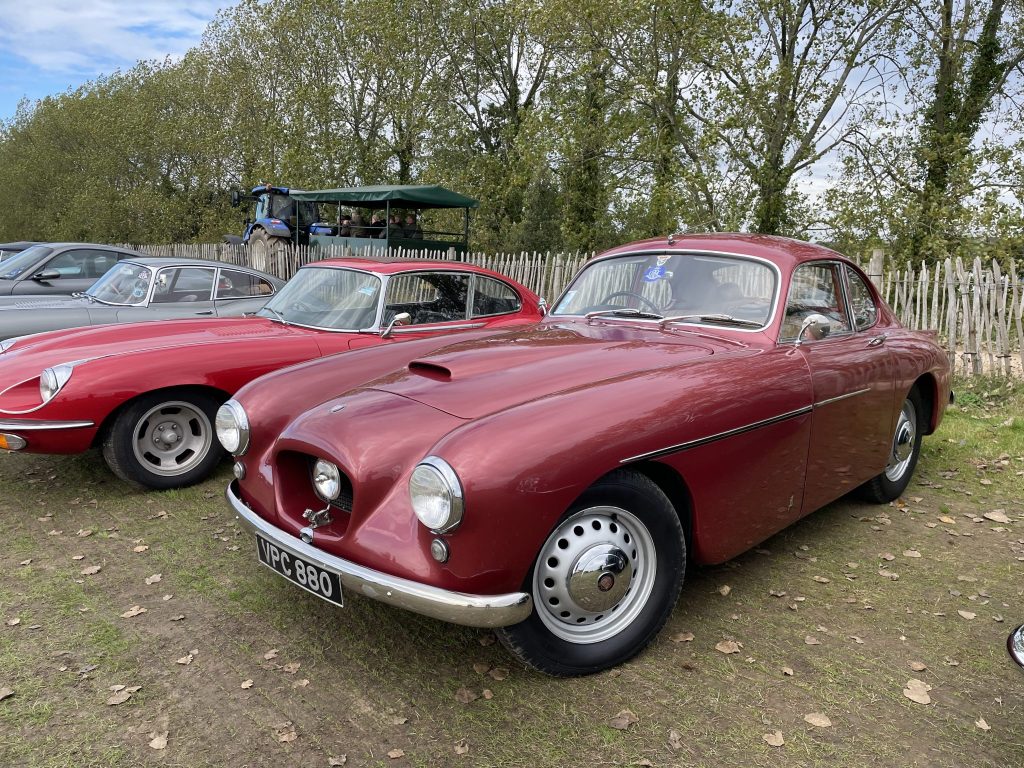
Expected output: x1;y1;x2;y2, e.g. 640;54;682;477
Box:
257;267;382;331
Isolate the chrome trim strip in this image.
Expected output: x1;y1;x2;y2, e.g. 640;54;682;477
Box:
227;482;533;628
0;419;95;431
619;405;813;463
813;387;871;409
391;322;487;335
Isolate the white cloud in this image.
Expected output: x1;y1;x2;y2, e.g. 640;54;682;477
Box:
0;1;227;75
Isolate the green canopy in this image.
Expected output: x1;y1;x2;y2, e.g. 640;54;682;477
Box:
289;185;478;210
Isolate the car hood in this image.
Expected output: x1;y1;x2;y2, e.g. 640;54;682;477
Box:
365;320;748;420
1;316;311;368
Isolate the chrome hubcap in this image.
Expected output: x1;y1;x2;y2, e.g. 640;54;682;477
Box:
885;400;917;482
132;401;212;477
534;507;657;644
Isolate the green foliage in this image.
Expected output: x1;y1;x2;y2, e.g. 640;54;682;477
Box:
0;0;1019;255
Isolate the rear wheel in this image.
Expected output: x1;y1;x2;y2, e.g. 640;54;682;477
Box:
859;388;924;503
497;470;685;676
102;390;225;490
248;230;289;273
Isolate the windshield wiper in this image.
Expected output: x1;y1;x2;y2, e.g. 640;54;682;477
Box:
660;313;764;329
585;308;664;321
260;306;289;326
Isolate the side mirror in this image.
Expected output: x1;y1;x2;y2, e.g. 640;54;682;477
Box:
796;313;831;345
32;270;61;282
538;297;548;316
380;312;412;338
230;190;241;208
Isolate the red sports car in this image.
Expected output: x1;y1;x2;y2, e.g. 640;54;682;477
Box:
220;234;952;675
0;259;543;488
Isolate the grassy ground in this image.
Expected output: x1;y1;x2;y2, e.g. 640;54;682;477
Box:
1;376;1023;767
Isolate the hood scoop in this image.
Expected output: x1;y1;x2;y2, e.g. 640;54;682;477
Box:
408;361;452;381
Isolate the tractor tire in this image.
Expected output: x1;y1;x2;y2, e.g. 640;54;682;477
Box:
248;230;290;273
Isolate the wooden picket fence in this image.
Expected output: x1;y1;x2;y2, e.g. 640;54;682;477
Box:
128;242;1023;378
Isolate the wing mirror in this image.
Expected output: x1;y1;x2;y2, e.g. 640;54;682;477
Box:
31;269;61;282
538;297;548;316
230;190;241;208
380;312;412;338
796;313;831;345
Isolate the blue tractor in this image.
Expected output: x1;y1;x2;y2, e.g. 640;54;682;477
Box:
226;185;331;270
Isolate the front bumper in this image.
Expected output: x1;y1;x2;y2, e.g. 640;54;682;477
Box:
0;418;95;451
226;481;533;628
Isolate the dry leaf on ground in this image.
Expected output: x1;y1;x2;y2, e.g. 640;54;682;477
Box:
0;687;13;702
455;687;479;704
903;678;932;705
715;640;741;654
80;565;101;575
282;662;301;674
387;748;405;759
804;636;821;645
149;732;168;750
609;709;638;730
328;758;347;766
472;662;490;674
763;730;785;747
718;585;732;596
133;545;149;553
240;679;253;689
668;729;683;749
145;574;162;585
671;631;695;643
976;717;991;731
454;739;470;755
958;610;977;620
984;510;1010;524
903;549;922;558
813;575;830;583
273;722;297;743
120;606;146;619
804;713;832;728
107;690;134;705
263;649;278;660
176;653;193;666
782;666;794;676
6;618;21;626
487;667;508;681
909;661;927;672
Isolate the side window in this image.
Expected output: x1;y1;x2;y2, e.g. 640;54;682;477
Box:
471;276;521;317
384;273;469;325
152;267;215;303
216;269;276;299
845;266;878;331
45;249;89;278
781;263;852;341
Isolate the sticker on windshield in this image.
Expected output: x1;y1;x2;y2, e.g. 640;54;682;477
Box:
656;255;670;266
643;266;667;282
358;286;376;296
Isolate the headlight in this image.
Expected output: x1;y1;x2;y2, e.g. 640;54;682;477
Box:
215;399;250;455
409;456;464;533
39;364;75;403
312;459;342;501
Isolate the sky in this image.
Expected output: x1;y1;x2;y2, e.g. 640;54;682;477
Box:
0;0;228;122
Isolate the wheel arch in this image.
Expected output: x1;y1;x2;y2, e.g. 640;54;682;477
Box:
92;383;232;447
600;461;694;552
911;373;938;434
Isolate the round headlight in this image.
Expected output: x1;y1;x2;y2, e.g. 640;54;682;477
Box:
39;363;74;404
215;399;250;456
409;457;464;533
313;459;342;501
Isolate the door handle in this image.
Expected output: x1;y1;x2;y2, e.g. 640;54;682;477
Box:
866;333;888;347
194;310;214;316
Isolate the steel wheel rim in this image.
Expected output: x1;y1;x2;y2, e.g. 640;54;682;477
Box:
131;401;212;477
884;399;917;482
533;506;657;644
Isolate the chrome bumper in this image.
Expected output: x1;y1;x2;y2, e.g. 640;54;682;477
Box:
0;419;95;431
226;481;533;628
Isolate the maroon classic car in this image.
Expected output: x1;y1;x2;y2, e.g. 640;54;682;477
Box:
0;259;542;489
220;234;952;675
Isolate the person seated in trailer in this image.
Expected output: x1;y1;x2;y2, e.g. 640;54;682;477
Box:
338;214;352;237
350;211;368;238
370;213;387;238
403;213;423;239
387;214;403;239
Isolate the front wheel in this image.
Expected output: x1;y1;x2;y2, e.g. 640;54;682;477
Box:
497;470;685;676
858;387;924;503
102;390;225;490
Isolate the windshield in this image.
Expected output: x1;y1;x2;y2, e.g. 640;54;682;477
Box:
86;262;153;306
257;267;381;330
553;252;777;328
0;245;54;279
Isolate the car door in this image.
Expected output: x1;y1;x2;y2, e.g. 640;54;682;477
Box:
374;271;485;343
117;266;218;323
785;261;896;513
213;268;279;317
13;248;118;296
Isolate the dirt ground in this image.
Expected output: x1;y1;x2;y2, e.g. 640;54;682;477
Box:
1;378;1023;768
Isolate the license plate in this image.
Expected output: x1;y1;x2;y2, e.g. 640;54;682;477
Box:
256;534;343;606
